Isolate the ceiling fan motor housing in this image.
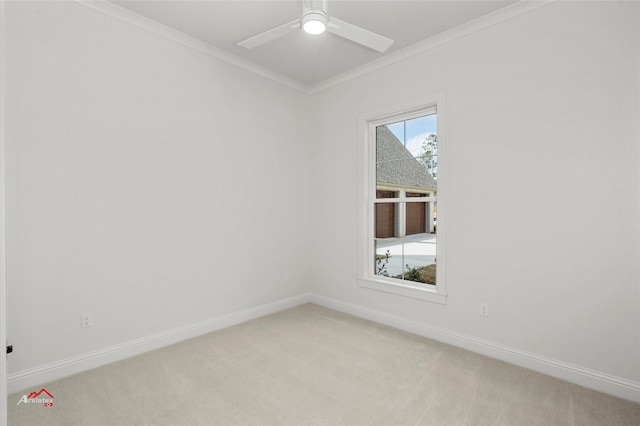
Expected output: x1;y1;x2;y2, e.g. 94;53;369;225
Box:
302;10;328;35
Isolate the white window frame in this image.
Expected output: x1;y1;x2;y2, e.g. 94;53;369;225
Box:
357;94;447;304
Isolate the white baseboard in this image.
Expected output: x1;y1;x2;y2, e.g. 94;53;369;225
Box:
7;294;311;395
8;292;639;403
310;293;640;403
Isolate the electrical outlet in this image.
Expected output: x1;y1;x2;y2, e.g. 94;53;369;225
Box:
81;312;94;328
479;303;489;317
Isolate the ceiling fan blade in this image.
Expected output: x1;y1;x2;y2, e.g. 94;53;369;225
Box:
327;17;394;53
238;20;301;49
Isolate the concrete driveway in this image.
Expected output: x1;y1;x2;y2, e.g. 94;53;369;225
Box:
375;233;436;277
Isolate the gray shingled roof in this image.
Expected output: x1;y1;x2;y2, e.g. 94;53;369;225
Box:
376;125;437;190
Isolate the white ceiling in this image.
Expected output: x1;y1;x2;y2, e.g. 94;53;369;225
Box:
109;0;520;87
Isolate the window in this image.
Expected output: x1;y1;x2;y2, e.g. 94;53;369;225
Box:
358;96;446;304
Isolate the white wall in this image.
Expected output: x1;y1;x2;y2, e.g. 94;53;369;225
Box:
309;0;640;393
5;1;310;378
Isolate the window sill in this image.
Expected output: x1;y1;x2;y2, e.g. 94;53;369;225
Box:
358;277;447;304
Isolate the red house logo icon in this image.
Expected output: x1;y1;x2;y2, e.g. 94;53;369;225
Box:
27;389;54;399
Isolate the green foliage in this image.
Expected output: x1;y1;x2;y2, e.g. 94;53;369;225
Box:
394;264;436;285
419;134;437;179
403;264;423;282
376;250;391;277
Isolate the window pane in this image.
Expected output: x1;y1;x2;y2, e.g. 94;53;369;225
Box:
374;232;437;285
376;156;437;191
374;201;397;238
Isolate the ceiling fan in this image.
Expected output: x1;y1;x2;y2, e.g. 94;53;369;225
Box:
237;0;394;53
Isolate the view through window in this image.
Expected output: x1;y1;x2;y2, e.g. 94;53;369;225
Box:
374;112;437;285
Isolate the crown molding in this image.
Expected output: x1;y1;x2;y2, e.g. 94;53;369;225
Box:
307;0;554;94
74;1;553;95
73;0;309;93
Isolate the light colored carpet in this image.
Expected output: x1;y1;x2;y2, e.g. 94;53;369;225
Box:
8;303;640;425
